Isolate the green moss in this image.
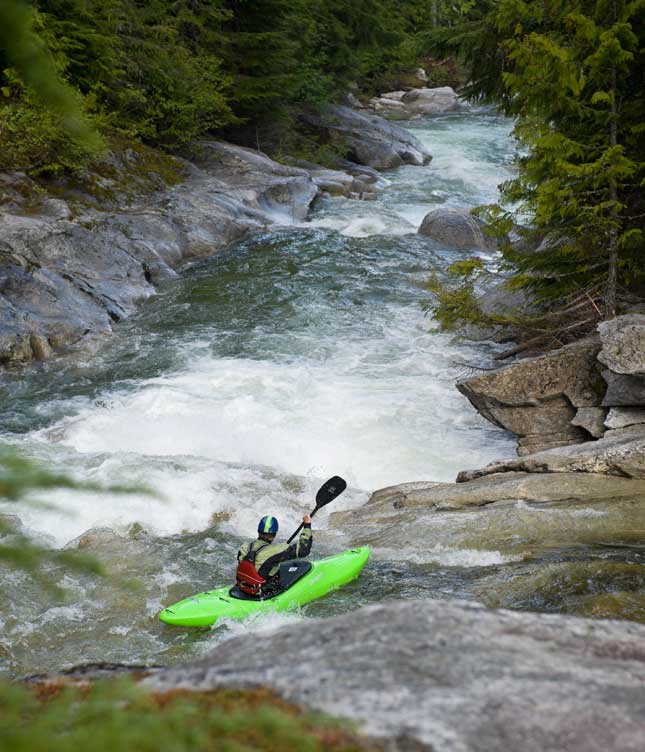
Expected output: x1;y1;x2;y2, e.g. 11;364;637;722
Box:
33;137;187;212
0;680;374;752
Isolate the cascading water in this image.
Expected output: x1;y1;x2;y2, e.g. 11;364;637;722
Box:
2;111;516;545
3;111;642;678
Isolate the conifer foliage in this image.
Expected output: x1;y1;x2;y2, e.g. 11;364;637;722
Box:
429;0;645;332
0;0;436;173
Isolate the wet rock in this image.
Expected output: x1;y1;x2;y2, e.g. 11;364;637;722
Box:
458;425;645;481
402;86;460;115
369;97;408;116
294;162;377;198
146;599;645;752
343;91;364;109
417;208;496;250
331;472;645;520
65;527;121;549
300;105;431;170
598;314;645;375
602;369;645;406
457;339;605;455
605;407;645;430
25;662;160;685
572;407;608;438
189;141;318;221
0;514;24;533
332;159;390;190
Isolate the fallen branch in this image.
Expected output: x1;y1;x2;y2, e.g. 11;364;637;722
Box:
494;317;597;361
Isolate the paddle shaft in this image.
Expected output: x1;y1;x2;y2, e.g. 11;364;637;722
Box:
287;507;318;544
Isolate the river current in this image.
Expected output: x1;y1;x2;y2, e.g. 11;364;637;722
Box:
2;111;644;677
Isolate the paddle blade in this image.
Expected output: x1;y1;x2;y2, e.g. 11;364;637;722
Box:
315;476;347;509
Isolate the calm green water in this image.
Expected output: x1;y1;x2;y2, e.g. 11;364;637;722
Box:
2;112;644;678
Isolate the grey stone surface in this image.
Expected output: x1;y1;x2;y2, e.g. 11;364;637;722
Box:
598;314;645;375
605;407;645;430
458;425;645;481
402;86;460;115
0;141;320;366
602;369;645;406
146;599;645;752
380;90;406;101
300;104;432;170
331;472;645;519
572;406;608;438
457;339;605;455
417;207;496;250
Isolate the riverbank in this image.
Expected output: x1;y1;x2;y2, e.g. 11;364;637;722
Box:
0;105;432;368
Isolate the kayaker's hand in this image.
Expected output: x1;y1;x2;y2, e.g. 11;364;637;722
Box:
303;514;312;525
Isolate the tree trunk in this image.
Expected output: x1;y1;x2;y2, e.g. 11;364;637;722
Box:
431;0;438;27
605;20;619;318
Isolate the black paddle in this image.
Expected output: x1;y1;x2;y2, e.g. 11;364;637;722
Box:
286;475;347;544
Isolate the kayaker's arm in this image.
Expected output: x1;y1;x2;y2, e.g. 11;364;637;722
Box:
293;516;313;557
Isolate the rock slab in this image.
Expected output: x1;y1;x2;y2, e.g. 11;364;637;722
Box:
457;338;605;455
458;425;645;481
147;599;645;752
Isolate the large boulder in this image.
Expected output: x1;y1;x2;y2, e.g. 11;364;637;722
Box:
299;104;432;171
458;425;645;481
598;314;645;375
146;599;645;752
418;207;497;250
402;86;460;115
188;141;318;221
457;338;606;455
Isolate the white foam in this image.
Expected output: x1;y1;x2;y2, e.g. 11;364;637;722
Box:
39;604;86;624
309;213;412;237
211;610;306;643
379;545;521;567
108;625;131;636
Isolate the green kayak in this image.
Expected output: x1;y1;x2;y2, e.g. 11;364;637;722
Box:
159;546;370;627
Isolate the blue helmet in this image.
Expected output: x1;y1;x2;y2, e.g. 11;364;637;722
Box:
258;515;279;535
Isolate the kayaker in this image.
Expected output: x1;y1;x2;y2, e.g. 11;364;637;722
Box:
236;514;312;595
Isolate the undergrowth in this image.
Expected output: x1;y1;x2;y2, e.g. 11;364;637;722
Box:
0;680;374;752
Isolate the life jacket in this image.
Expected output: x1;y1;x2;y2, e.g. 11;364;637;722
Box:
236;540;269;595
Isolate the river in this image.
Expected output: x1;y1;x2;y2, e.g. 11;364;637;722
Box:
2;111;643;677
